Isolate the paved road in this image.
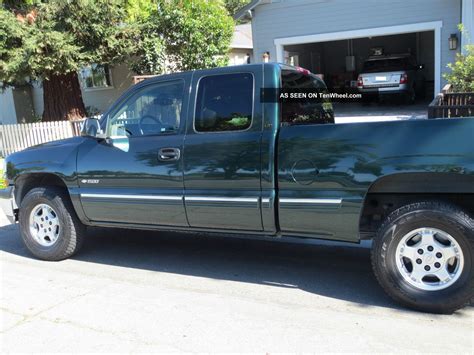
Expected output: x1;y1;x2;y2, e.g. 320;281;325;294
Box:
334;101;429;124
1;212;472;353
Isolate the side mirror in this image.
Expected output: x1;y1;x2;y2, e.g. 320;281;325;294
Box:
418;64;425;70
81;117;104;138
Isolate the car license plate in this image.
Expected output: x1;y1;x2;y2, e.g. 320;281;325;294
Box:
375;76;387;81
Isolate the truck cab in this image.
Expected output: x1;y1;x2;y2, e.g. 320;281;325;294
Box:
77;64;338;237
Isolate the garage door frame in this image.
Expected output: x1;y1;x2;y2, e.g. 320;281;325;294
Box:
274;21;442;94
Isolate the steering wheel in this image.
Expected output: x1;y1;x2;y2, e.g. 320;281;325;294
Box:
138;115;162;135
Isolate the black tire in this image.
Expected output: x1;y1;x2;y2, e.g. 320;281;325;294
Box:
361;95;372;106
372;201;474;314
404;88;416;104
19;187;86;261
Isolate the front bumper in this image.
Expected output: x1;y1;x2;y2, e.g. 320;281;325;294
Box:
0;186;17;224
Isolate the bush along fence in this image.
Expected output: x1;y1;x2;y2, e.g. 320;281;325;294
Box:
0;120;83;157
428;84;474;119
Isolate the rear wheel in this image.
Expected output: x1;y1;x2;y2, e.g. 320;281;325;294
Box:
19;187;86;261
404;88;416;104
371;201;473;313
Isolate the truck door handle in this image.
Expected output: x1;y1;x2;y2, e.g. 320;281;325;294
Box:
158;148;181;161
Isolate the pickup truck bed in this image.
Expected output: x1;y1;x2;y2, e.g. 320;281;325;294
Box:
278;118;474;241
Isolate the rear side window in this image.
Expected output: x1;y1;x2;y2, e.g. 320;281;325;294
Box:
195;73;253;132
281;69;334;125
362;57;411;72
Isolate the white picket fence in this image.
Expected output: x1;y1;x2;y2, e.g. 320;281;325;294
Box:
0;120;84;157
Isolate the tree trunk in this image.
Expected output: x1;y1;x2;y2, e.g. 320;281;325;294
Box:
42;72;87;121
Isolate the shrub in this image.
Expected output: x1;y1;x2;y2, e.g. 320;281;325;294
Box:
443;26;474;92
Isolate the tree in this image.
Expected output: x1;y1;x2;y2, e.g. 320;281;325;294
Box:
0;1;135;121
1;0;234;119
443;25;474;93
223;0;250;17
125;0;166;75
159;0;234;71
125;0;157;22
130;0;234;75
444;42;474;92
444;44;474;92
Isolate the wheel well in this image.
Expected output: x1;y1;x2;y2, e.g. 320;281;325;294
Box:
360;193;474;238
359;173;474;239
14;173;69;206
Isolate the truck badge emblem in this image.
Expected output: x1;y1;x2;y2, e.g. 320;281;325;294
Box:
81;179;99;184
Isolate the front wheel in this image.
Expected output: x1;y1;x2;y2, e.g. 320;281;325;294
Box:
19;187;86;261
372;201;473;313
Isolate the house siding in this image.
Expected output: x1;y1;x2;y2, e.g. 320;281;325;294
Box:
461;0;473;51
229;48;254;65
0;88;17;124
32;64;134;116
12;86;35;123
252;0;461;88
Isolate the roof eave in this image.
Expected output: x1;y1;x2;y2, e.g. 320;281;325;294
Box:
230;45;254;50
234;0;262;21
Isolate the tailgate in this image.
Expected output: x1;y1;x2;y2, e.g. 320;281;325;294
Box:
361;71;403;88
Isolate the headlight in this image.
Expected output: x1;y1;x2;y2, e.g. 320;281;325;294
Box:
0;159;7;189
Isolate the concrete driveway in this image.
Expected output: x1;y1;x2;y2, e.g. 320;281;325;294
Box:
1;211;473;353
334;101;429;123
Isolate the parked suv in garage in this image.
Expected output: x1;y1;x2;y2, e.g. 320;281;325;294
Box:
357;54;425;103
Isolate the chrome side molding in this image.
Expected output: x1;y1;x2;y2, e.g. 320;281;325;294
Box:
185;196;259;203
279;198;342;204
80;194;341;206
80;194;182;201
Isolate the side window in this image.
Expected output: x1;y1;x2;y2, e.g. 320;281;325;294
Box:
281;69;334;125
195;73;253;132
107;80;184;137
79;64;113;89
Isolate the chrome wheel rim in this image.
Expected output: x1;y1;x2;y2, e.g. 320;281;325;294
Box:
29;203;61;247
395;227;464;291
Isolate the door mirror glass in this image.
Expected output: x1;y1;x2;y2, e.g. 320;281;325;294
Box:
81;117;104;137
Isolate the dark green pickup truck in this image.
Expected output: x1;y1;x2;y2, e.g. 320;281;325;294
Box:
1;63;473;313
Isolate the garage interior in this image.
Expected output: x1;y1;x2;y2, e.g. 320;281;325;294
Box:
283;31;434;121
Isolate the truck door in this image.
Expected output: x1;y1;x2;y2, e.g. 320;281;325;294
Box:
277;68;362;241
183;68;264;231
77;75;190;227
